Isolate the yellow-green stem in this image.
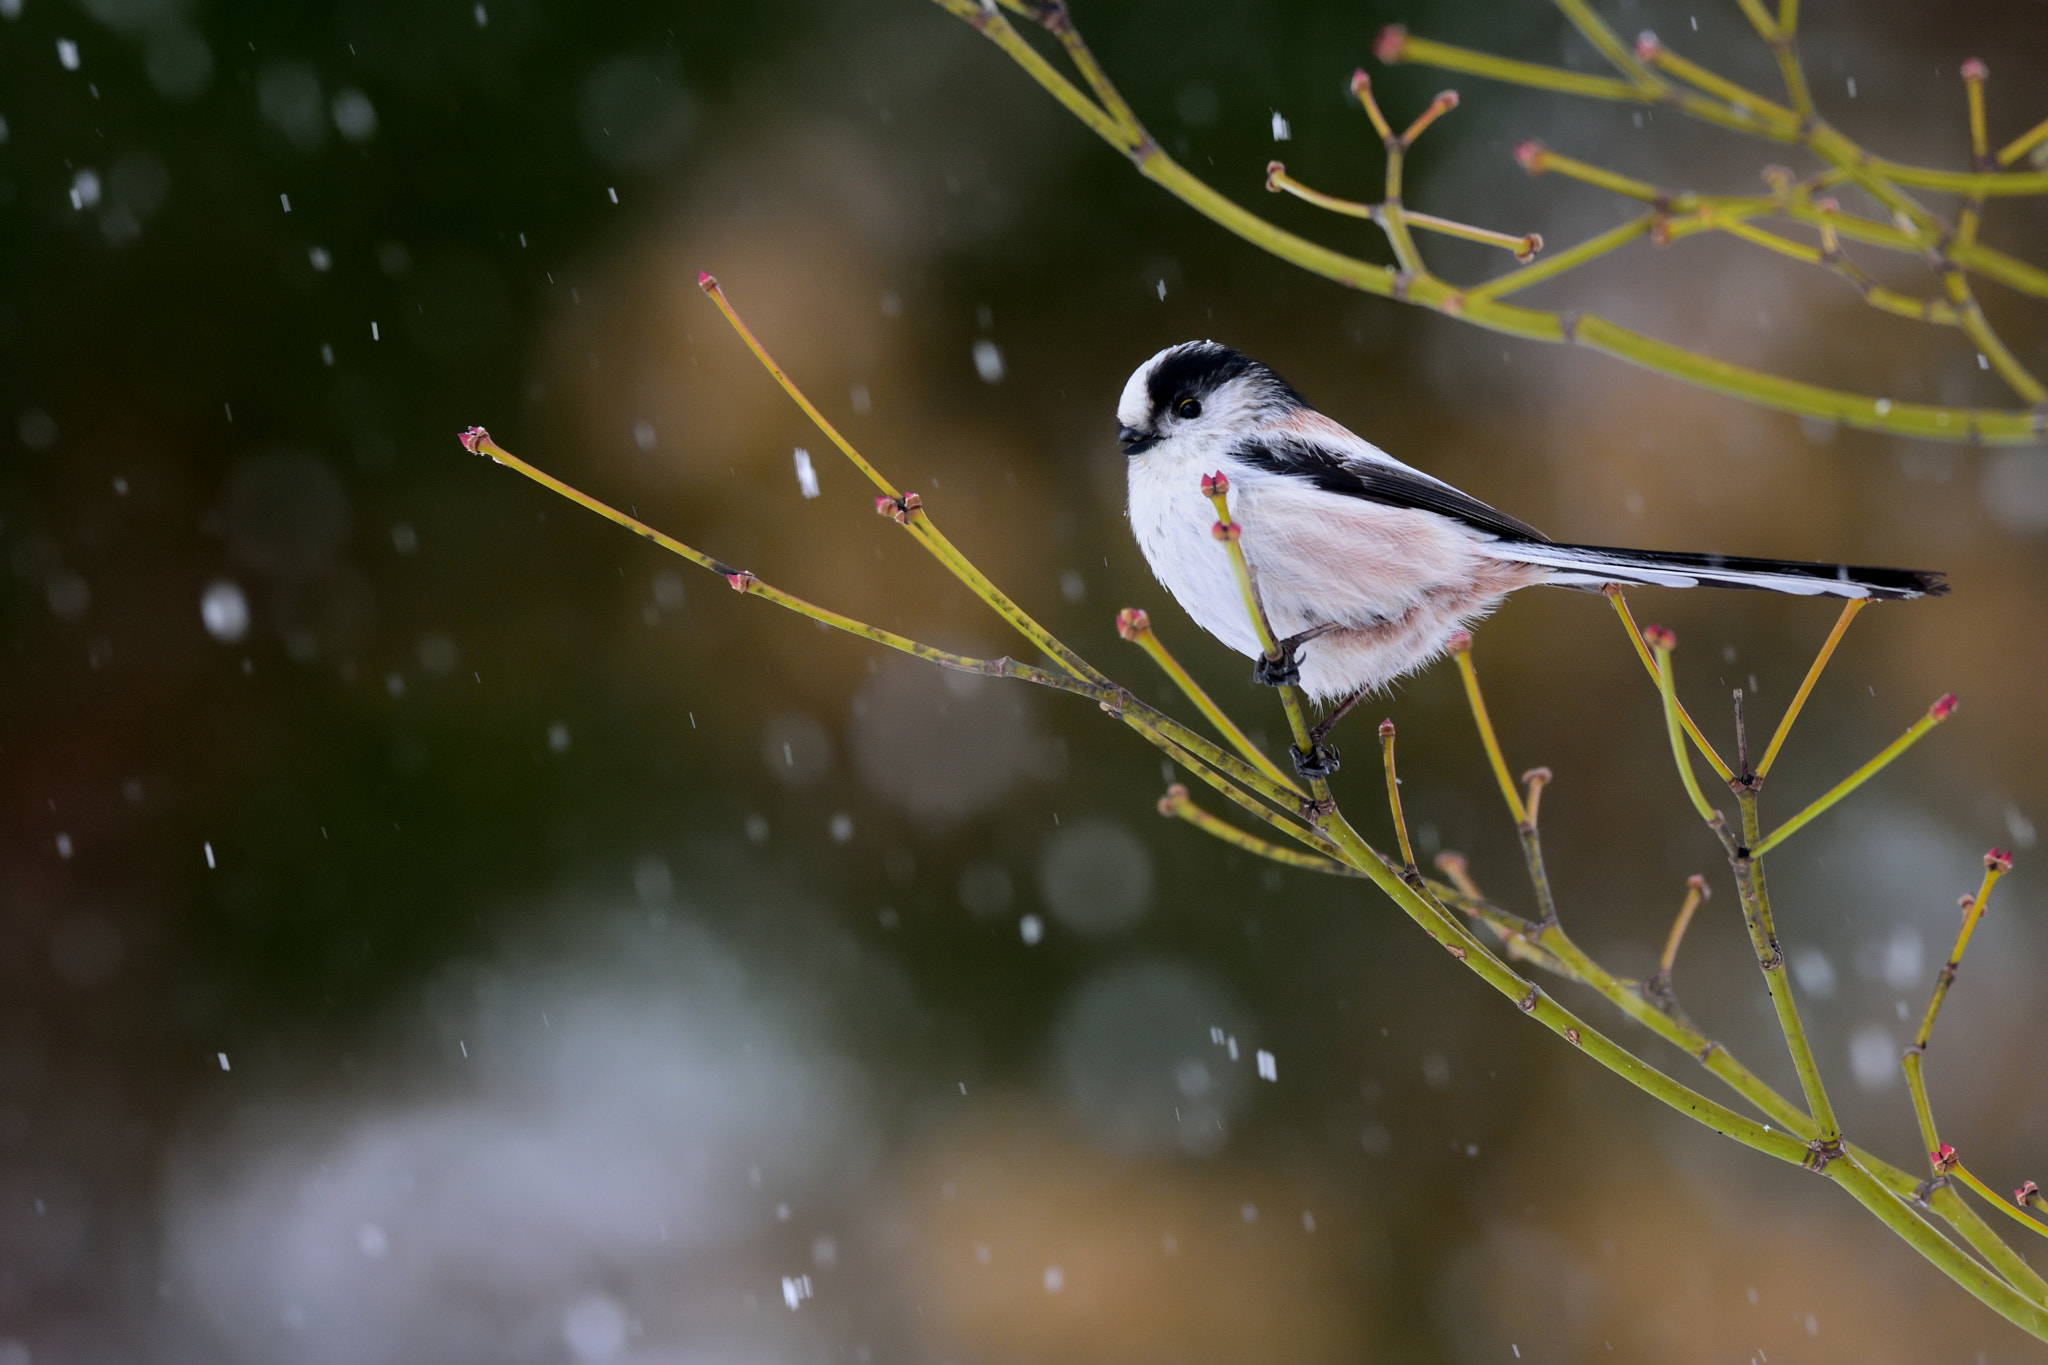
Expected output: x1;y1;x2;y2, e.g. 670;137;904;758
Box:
1750;697;1956;858
1120;611;1302;796
1755;598;1866;780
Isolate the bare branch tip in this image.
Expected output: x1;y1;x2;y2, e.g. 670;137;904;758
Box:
1521;766;1553;788
1116;607;1151;640
1515;234;1544;263
1931;692;1959;721
1264;160;1286;191
1686;873;1711;897
1434;850;1468;873
1371;27;1406;65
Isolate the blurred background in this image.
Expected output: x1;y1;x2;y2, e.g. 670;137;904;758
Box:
3;0;2046;1360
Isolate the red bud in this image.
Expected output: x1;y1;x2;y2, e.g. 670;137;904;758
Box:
1986;847;2014;873
1211;522;1242;543
459;426;490;453
1513;140;1546;172
1642;623;1677;651
1200;470;1230;497
1634;30;1660;60
1445;631;1473;654
1931;693;1958;721
1378;718;1395;738
1373;26;1407;64
696;270;717;290
1961;58;1989;82
725;571;755;593
2016;1180;2040;1206
1350;68;1372;97
1931;1143;1958;1173
1116;607;1151;640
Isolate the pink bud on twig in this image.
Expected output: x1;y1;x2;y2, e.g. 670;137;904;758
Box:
1157;783;1189;816
1378;718;1395;738
2016;1180;2040;1207
1931;1143;1958;1173
1642;623;1677;651
1116;608;1150;640
458;426;490;454
1687;873;1711;899
1930;693;1959;721
1513;140;1547;173
1985;847;2013;873
1634;30;1661;60
1350;68;1372;98
1265;160;1287;191
725;570;756;593
1445;631;1473;654
1211;522;1242;543
1200;470;1230;497
1961;58;1989;83
1372;26;1406;64
696;270;718;291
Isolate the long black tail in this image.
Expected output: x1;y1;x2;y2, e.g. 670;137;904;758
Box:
1490;542;1947;600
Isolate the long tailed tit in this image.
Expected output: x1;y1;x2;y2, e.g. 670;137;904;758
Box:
1119;341;1945;704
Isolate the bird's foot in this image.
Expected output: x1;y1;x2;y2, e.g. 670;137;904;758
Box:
1251;625;1338;689
1291;741;1341;781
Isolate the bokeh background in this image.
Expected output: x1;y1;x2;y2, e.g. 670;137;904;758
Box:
4;0;2047;1360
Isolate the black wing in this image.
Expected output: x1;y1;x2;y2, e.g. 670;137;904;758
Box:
1233;436;1549;544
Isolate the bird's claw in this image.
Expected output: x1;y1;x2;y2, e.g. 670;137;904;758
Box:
1291;742;1341;780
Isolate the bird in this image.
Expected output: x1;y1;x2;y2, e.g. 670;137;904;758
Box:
1118;340;1945;707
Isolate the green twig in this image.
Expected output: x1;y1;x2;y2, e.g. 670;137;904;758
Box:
1750;695;1958;858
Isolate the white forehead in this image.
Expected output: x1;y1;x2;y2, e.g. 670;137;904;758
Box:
1117;344;1185;428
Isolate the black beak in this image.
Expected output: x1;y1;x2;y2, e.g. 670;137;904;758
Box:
1118;425;1158;454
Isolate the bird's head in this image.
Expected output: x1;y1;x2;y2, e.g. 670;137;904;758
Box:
1115;341;1307;455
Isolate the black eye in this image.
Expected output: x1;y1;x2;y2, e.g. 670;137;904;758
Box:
1176;398;1202;419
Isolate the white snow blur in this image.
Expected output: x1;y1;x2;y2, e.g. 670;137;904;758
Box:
161;912;886;1364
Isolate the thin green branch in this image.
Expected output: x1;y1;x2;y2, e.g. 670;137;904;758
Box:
1755;598;1866;781
1750;694;1958;858
1952;1161;2048;1243
1608;591;1735;783
1157;783;1361;875
1646;625;1731;832
1202;472;1331;811
1380;719;1420;878
1903;851;2012;1155
1118;608;1302;796
1737;789;1841;1146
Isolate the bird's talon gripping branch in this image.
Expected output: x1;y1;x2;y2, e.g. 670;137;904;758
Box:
1252;648;1301;688
1291;741;1340;781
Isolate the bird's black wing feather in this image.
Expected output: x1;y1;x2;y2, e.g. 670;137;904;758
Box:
1234;437;1549;544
